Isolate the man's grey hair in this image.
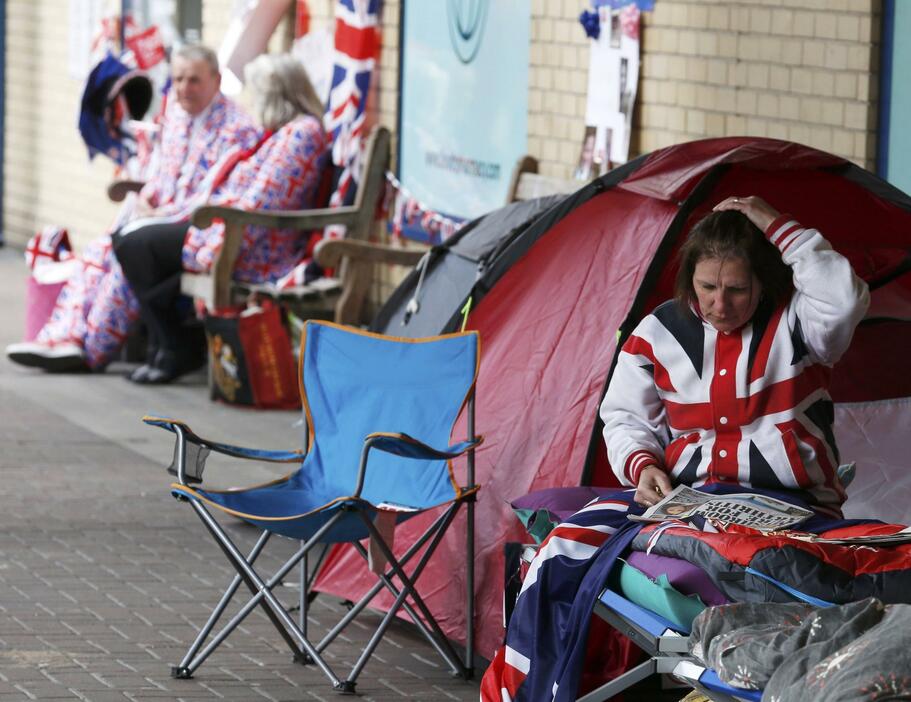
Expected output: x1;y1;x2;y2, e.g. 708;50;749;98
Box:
244;54;324;131
173;44;219;75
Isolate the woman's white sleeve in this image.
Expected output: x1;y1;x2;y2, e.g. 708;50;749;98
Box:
766;217;870;366
599;344;668;487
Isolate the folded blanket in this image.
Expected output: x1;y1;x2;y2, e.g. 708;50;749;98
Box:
691;598;911;701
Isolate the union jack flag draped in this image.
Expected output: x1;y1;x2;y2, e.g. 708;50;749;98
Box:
324;0;382;233
481;491;643;701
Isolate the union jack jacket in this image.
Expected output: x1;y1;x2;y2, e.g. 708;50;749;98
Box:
599;216;870;510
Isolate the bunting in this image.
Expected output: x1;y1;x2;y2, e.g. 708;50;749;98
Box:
383;172;465;245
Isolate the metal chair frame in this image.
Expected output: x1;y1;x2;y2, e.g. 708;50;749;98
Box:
153;391;478;694
577;588;760;702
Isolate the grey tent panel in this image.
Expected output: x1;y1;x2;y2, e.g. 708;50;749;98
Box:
372;194;567;337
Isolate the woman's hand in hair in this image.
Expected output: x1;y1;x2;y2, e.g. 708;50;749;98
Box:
713;195;780;234
634;465;674;507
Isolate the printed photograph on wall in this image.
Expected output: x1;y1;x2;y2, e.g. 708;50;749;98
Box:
583;0;651;166
573;126;597;180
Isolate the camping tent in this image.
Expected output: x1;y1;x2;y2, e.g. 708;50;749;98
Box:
315;137;911;660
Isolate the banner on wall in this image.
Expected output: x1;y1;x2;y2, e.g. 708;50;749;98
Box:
399;0;531;220
579;0;650;173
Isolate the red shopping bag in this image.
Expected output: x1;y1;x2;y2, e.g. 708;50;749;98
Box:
25;277;66;341
204;301;300;409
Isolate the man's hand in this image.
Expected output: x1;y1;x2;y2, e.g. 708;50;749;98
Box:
635;465;673;507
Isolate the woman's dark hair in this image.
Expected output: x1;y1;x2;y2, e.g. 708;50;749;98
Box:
674;209;793;309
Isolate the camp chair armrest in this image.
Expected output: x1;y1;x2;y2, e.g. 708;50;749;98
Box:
352;433;482;497
143;415;304;484
364;432;481;460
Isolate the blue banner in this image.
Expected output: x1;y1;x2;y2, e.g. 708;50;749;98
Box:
399;0;531;219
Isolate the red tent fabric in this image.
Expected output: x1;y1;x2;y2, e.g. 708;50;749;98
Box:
314;138;911;660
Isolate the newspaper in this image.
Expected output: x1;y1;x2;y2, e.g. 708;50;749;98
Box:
628;485;814;531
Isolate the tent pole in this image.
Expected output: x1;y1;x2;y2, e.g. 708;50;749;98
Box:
466;394;476;675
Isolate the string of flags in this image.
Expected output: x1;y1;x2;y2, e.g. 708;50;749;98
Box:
383;171;465;245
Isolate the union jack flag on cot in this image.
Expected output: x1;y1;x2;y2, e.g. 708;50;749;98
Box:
481;494;643;701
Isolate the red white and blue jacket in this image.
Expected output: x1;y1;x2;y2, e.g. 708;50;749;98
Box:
140;93;259;216
599;217;870;510
181;114;330;284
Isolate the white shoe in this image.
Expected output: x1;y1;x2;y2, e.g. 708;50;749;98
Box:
6;341;88;372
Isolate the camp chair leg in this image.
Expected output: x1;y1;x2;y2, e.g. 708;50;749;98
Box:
297;543;329;645
343;506;469;684
177;537;314;677
314;506;455;652
465;496;476;677
300;550;308;640
575;658;658;702
172;530;273;678
188;500;344;687
363;506;469;677
348;509;466;675
350;540;466;679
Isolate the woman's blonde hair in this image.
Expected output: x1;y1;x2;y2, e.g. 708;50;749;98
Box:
244;54;324;131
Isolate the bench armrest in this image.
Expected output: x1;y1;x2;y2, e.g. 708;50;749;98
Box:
191;204;362;231
315;239;426;268
108;179;146;202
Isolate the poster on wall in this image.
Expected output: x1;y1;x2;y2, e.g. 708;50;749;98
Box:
581;0;651;171
399;0;531;221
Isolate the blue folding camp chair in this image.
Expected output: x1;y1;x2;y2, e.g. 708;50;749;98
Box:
578;589;762;702
144;320;481;693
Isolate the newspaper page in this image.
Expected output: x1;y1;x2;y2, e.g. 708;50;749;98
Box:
628;485;814;531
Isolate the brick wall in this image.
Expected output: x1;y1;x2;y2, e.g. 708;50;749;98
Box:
637;1;880;170
528;0;591;179
3;2;123;249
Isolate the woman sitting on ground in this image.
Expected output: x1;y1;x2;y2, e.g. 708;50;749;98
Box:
599;196;870;515
9;54;329;380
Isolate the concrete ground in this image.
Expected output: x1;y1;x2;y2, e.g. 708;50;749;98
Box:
0;247;483;700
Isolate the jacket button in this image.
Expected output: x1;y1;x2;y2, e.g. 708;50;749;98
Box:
719;449;728;458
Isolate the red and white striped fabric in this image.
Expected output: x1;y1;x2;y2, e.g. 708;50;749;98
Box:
600;218;870;511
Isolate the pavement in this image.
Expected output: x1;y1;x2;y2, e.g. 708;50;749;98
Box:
0;247;483;701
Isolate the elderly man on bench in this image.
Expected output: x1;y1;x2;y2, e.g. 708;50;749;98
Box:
7;44;258;373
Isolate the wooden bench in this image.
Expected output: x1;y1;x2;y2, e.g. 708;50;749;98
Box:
111;126;424;327
185;126;424;325
506;155;582;203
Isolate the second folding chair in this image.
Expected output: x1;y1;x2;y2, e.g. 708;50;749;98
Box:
144;320;481;693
